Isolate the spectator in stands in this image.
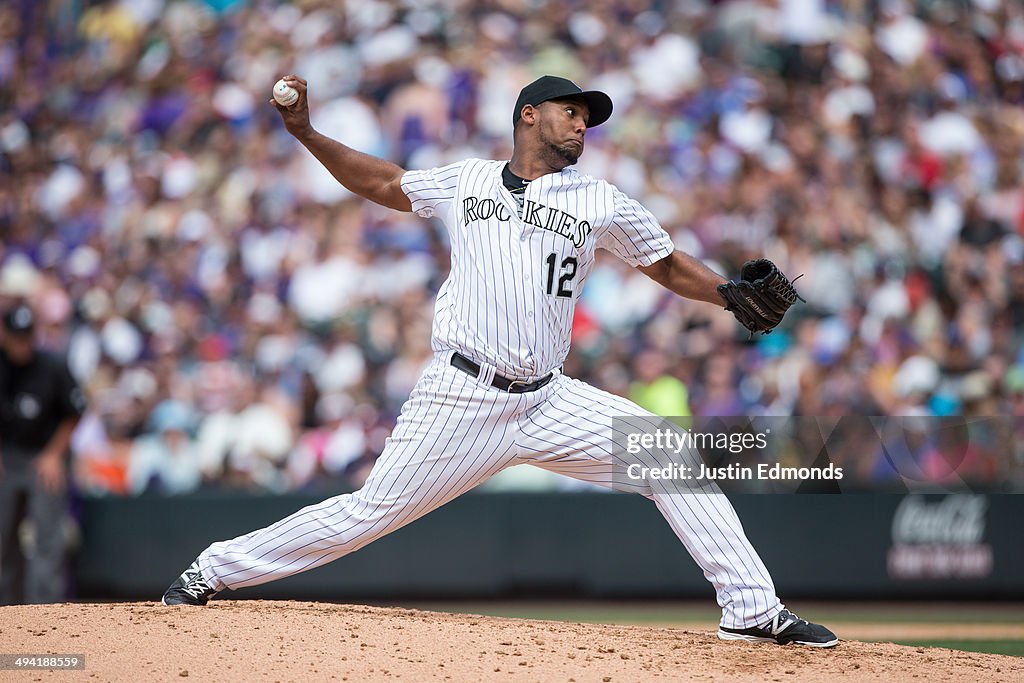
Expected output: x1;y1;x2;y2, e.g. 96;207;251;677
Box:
127;400;201;495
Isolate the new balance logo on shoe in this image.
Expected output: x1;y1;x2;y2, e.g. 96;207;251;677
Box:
767;612;798;636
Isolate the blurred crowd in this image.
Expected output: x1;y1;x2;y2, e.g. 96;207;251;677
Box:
2;0;1023;495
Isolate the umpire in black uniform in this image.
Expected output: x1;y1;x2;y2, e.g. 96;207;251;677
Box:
0;304;86;604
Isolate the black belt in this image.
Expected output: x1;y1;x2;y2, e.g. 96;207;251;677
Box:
450;352;554;393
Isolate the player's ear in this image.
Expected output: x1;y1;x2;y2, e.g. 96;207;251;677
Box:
520;104;538;126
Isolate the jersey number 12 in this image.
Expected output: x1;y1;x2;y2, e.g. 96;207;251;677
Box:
545;253;578;298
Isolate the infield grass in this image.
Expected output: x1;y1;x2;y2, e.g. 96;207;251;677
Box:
880;639;1024;657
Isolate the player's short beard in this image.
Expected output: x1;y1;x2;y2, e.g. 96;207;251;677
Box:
538;127;580;167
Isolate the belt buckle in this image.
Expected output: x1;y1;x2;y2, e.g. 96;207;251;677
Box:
506;379;531;393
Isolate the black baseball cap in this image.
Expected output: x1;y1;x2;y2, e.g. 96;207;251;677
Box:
513;75;613;128
2;304;35;334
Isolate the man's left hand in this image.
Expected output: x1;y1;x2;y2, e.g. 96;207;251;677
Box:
717;259;805;335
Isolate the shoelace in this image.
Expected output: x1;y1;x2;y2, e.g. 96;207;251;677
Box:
180;572;213;599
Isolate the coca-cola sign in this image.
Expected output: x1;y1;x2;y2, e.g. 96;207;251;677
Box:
891;495;986;544
887;495;992;579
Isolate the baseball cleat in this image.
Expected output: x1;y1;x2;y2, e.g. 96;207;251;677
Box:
718;609;839;647
161;561;219;606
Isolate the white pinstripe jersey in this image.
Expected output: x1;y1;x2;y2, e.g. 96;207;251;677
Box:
401;159;674;380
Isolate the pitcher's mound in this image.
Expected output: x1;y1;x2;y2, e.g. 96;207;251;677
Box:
3;601;1020;681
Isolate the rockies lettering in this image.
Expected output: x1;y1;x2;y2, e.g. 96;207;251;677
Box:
463;195;592;248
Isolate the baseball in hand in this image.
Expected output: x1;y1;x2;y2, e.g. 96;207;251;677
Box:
273;79;299;106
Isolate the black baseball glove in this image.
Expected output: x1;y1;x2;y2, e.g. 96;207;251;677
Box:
717;259;804;336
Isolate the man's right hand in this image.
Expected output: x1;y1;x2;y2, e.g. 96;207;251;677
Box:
271;75;313;140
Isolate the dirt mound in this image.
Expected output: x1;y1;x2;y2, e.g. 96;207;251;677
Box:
3;601;1020;682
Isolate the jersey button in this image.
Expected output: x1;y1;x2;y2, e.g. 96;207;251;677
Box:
527;311;534;318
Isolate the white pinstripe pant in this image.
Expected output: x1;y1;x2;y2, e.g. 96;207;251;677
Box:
198;353;782;628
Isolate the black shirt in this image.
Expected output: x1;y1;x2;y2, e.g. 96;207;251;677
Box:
0;349;85;457
502;163;529;215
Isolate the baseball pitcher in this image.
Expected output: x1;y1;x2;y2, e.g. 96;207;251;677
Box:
161;74;836;648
